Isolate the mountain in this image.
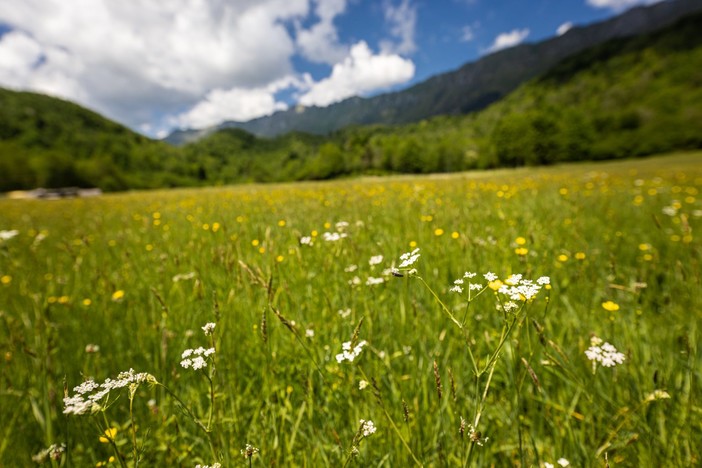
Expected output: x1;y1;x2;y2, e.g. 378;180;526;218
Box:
166;0;702;143
0;88;195;191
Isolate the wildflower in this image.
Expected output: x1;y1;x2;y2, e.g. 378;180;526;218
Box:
359;380;369;390
515;236;527;245
449;285;464;293
85;344;100;353
32;444;65;463
99;427;117;443
0;230;19;241
202;322;216;335
180;347;215;370
338;308;352;318
241;444;259;458
300;236;313;246
498;276;545;301
575;252;586;260
305;329;315;338
397;248;420;269
1;275;11;285
195;464;221;468
585;337;626;368
369;255;384;266
515;247;529;256
111;290;125;301
336;340;367;363
323;232;347;242
557;458;570;467
434;228;444;236
601;301;620;312
63;369;156;415
464;272;477;278
645;389;671;402
365;276;385;286
469;283;483;291
483;272;498;282
344;264;358;272
359;419;377;437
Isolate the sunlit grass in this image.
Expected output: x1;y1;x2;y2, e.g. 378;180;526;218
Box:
1;152;700;466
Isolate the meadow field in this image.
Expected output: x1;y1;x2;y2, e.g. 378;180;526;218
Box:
1;152;700;467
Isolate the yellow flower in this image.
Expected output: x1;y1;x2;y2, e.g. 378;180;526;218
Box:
514;247;528;256
557;254;569;262
488;280;503;291
451;231;460;239
112;290;125;301
82;298;92;306
602;301;620;312
0;275;11;285
251;239;260;247
638;243;651;251
434;228;444;236
276;255;284;263
212;222;220;232
99;427;117;443
278;220;286;227
409;240;417;248
58;295;70;304
575;252;586;260
515;236;526;245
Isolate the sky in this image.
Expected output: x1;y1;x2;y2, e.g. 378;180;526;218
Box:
0;0;666;138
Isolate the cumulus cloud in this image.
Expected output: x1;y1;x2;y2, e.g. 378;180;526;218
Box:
380;0;417;55
296;0;349;64
0;0;309;133
174;75;311;129
485;28;530;53
298;41;414;107
586;0;664;10
557;22;574;36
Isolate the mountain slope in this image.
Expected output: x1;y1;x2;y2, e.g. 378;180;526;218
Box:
167;0;702;142
0;88;193;191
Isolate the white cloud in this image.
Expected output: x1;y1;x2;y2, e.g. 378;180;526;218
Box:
380;0;417;55
586;0;664;10
557;22;574;36
298;41;414;107
174;75;310;129
0;0;309;133
485;28;530;53
296;0;349;65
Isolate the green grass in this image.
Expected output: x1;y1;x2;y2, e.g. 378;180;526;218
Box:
1;152;701;466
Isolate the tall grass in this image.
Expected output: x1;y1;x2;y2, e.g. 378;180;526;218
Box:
1;152;700;466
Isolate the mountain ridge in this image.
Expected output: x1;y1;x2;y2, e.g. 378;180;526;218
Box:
165;0;702;144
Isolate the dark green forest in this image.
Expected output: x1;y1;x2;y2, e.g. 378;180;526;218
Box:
2;12;701;192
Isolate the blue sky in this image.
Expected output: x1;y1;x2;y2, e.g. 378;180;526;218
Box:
0;0;665;137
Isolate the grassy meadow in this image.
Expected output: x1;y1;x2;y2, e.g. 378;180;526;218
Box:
1;152;701;467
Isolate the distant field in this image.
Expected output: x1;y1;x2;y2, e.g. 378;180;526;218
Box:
1;152;700;466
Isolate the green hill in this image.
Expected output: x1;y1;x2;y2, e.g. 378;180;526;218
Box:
0;89;195;191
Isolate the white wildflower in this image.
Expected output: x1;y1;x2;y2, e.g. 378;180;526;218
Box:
335;221;349;230
63;369;156;415
464;271;477;278
338;308;352;318
344;264;358;272
180;347;215;369
359;380;369;390
241;444;259;458
449;285;464;293
359;419;377;437
323;232;347;242
305;329;315;338
469;283;483;291
336;340;367;363
557;458;570;467
300;236;313;245
369;255;384;266
0;230;19;241
202;322;216;335
585;337;625;368
397;248;421;269
537;276;551;285
366;276;385;286
483;272;498;281
348;276;361;286
454;279;464;285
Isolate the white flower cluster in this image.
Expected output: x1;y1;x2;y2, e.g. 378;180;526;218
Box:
300;235;313;246
241;444;259;458
0;229;19;241
194;463;222;468
323;232;347;242
359;419;377;437
498;274;550;301
63;369;156;415
398;248;420;268
585;336;626;367
365;276;385;286
31;443;66;463
181;347;215;370
201;322;216;335
368;255;384;266
336;340;368;363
